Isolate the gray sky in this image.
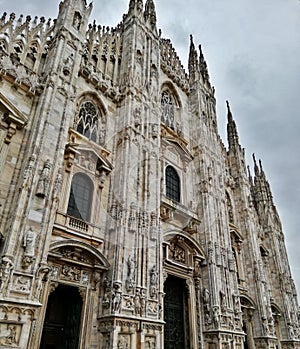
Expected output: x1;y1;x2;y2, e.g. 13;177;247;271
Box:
1;0;299;295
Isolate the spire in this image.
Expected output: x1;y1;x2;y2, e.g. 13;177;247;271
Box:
129;0;135;12
247;165;253;186
252;153;259;177
144;0;156;27
128;0;144;14
199;45;210;83
226;101;240;149
188;35;199;83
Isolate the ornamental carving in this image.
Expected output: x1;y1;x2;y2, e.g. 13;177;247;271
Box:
117;334;130;349
150;265;158;298
0;323;20;347
148;300;159;315
23;154;36;187
133;288;146;317
142;323;163;331
0;257;14;295
102;277;111;309
145;336;156;349
12;274;31;293
36;159;51;198
126;255;136;292
116;320;139;329
23;227;35;257
61;265;81;282
169;241;185;263
161;91;174;129
111;282;122;313
203;288;210;311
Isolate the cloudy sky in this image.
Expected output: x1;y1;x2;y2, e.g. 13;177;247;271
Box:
1;0;299;294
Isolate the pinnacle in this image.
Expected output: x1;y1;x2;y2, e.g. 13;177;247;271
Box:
226;100;233;121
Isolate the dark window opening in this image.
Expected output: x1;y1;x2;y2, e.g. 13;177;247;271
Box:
67;173;93;222
166;166;180;202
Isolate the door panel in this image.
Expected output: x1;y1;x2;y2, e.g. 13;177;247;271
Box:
164;276;189;349
40;284;83;349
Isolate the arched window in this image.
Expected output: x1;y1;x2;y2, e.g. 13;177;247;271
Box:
75;101;100;143
161;91;174;129
67;173;93;221
166;166;180;202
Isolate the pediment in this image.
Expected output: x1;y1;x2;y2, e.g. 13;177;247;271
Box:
0;91;28;128
66;128;113;173
164;136;193;161
49;240;109;270
161;124;193;163
75;144;113;173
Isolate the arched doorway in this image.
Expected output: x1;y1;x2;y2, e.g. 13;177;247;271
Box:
40;284;83;349
164;275;190;349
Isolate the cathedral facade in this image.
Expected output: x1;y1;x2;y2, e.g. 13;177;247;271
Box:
0;0;299;348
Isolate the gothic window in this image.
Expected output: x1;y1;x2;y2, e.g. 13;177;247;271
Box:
75;101;100;143
166;166;180;202
161;91;174;129
67;173;93;221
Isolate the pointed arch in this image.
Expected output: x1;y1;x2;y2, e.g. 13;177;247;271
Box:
73;92;107;145
160;82;182;132
161;81;182;108
240;294;256;309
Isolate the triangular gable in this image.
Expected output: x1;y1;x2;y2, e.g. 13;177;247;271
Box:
165;136;193;160
75;144;113;172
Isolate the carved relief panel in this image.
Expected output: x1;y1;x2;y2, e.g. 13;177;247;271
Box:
0;323;21;347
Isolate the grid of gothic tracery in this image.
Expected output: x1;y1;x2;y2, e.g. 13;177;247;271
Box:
75;101;100;143
161;91;175;130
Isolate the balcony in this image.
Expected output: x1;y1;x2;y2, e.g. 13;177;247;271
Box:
53;211;103;245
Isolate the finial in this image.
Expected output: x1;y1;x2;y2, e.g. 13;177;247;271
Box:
226;100;232;120
247;165;251;178
253;153;260;176
188;34;198;81
144;0;156;26
259;159;266;178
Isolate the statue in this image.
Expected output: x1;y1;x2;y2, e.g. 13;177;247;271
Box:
0;257;14;294
23;227;36;257
150;265;158;298
126;255;136;291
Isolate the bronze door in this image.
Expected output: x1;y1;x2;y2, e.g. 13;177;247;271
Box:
40;284;83;349
164;275;189;349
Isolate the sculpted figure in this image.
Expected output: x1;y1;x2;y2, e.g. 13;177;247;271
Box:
0;257;14;294
23;227;36;257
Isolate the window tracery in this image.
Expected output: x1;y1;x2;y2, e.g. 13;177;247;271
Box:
74;101;105;144
161;91;174;130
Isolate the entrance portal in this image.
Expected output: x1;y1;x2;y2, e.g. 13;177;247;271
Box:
164;275;190;349
40;284;83;349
